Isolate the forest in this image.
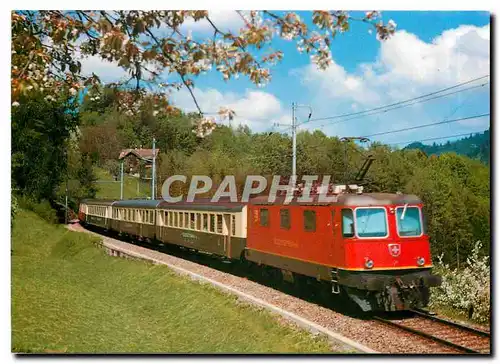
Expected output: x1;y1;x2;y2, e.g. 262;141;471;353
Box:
11;86;490;269
405;129;490;164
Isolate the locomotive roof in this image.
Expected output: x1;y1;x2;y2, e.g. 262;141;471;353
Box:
249;193;422;206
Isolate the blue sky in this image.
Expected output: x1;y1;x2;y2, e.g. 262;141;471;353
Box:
83;11;490;147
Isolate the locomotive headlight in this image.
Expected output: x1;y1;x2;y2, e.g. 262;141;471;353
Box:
364;258;374;269
417;257;425;266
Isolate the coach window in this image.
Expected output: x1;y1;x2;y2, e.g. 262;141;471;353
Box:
231;215;236;236
260;208;269;227
280;209;290;230
203;213;208;231
342;209;355;238
196;213;201;230
216;214;223;234
210;214;216;232
304;210;316;232
183;212;188;228
189;213;195;229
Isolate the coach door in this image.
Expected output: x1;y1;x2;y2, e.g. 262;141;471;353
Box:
223;214;232;259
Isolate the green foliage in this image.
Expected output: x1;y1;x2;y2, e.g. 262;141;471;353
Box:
12;210;336;353
405;129;490;164
13;86;490;270
77;95;489;267
11;193;19;225
12;94;79;202
17;195;58;224
404;154;490;263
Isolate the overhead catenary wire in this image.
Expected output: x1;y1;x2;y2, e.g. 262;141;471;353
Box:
311;82;488;131
297;74;490;128
361;113;490;139
298;113;490;154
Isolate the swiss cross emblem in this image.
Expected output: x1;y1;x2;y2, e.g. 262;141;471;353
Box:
388;244;401;257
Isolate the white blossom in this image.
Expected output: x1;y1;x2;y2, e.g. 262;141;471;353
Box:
388;19;397;29
12;101;20;107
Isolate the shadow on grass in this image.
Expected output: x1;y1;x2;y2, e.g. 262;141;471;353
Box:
85;224;371;321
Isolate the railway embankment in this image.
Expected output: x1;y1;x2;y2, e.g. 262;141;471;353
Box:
12;210;340;353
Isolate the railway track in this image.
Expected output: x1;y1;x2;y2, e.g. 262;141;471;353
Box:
72;223;491;354
374;309;490;354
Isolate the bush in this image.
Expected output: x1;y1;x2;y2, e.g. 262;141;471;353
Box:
430;241;490;323
11;193;19;225
17;195;58;224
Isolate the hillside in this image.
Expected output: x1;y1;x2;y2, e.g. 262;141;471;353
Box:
11;210;334;353
404;129;490;164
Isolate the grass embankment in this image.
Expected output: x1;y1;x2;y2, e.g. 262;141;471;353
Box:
12;210;336;353
94;167;151;200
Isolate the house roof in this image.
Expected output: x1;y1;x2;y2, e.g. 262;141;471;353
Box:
118;148;159;161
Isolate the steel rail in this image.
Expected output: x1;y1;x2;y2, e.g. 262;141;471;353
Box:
373;315;484;354
409;309;490;338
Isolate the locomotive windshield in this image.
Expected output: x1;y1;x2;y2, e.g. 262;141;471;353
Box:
396;206;423;237
354;208;388;238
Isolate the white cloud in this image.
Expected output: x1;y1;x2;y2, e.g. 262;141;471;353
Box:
170;87;288;131
295;23;490;142
299;23;490;106
376;24;490;86
80;55;130;83
181;11;245;35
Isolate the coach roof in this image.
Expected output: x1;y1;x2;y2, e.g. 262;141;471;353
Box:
158;198;246;212
112;199;164;209
80;199;116;206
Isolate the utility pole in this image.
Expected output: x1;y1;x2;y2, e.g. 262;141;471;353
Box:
291;102;297;180
290;103;312;181
120;159;124;200
151;137;156;200
65;149;68;225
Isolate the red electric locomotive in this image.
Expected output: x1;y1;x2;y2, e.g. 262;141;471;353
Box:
244;188;441;311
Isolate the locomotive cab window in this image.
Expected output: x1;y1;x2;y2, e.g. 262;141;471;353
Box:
342;209;355;238
303;210;316;232
280;209;290;229
260;209;269;227
355;207;388;238
396;206;423;237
